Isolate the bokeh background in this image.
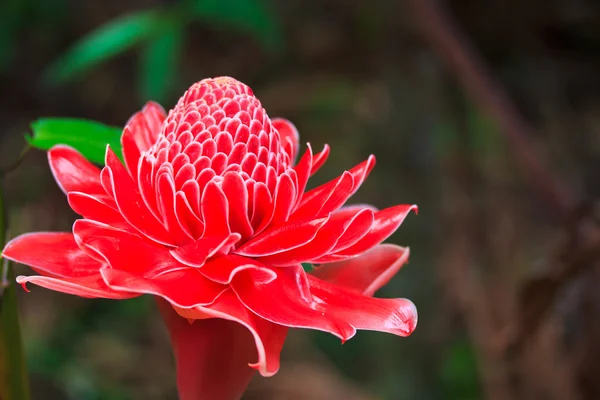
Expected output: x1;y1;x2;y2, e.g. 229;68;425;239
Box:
1;0;600;399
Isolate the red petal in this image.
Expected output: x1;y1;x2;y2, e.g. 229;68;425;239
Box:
310;144;330;176
332;204;417;259
104;148;172;245
3;232;102;278
258;208;373;266
68;192;129;228
231;265;356;340
48;145;104;195
312;244;410;296
291;145;312;209
222;172;253;240
199;255;276;284
293;171;354;220
235;216;329;257
272;118;299;162
307;275;417;336
347;155;375;196
16;275;136;299
101;267;227;308
73;220;182;276
201;180;231;238
170;234;241;268
156;172;194;245
174;191;204;239
269;173;296;226
121;101;166;174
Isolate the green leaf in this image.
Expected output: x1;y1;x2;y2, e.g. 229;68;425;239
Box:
44;10;168;84
28;119;123;165
301;263;313;272
190;0;283;52
139;25;184;103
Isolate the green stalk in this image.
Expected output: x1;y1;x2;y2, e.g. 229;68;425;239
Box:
0;175;31;400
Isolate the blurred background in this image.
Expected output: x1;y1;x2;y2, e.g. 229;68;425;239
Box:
1;0;600;399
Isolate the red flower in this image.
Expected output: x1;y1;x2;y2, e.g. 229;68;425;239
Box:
3;77;417;400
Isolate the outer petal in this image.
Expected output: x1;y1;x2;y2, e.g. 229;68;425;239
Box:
48;145;104;195
3;232;134;299
73;220;183;276
231;265;356;341
307;275;417;337
121;101;166;174
3;232;102;278
16;275;135;299
312;244;411;296
100;267;227;308
272;118;299;162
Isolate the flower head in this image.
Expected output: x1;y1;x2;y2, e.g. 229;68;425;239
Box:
3;77;417;399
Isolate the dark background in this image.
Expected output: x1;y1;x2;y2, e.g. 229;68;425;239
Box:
1;0;600;399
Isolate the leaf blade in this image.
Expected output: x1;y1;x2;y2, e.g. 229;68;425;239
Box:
28;119;123;164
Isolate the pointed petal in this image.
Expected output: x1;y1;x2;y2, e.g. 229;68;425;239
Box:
68;192;129;228
104;147;172;245
307;275;417;336
122;101;167;174
310;144;330;176
312;244;410;296
48;145;103;195
101;267;227;308
293;171;354;220
332;204;417;259
16;275;136;299
269;173;296;226
291;145;312;209
156;172;194;245
231;265;356;340
347;155;375;196
272;118;299;162
73;220;182;276
3;232;101;278
235;216;329;257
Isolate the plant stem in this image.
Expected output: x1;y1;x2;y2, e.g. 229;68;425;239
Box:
0;174;31;400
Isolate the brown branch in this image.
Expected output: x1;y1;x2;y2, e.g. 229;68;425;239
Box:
406;0;574;221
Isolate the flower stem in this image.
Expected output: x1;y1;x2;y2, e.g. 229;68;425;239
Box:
0;174;31;400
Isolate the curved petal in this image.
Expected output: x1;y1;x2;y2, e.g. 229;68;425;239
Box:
231;265;356;341
235;216;329;257
48;145;104;195
293;171;354;220
325;204;417;261
3;232;102;278
312;244;410;296
104;147;173;245
310;144;330;176
122;101;166;174
307;275;417;337
272;118;299;162
68;192;129;228
100;267;227;308
199;255;276;284
73;220;183;276
16;275;136;299
170;233;241;268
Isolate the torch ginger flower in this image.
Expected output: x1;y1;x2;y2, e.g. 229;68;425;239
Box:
3;77;418;400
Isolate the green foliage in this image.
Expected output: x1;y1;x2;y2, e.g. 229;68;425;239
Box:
43;0;283;103
28;119;123;165
139;24;185;104
44;10;169;84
